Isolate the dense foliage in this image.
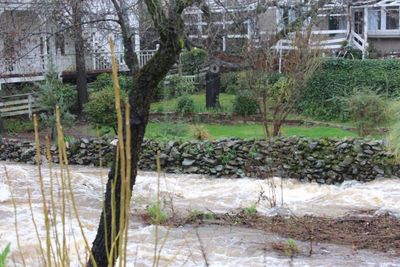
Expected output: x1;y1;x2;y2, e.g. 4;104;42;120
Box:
181;48;207;74
299;59;400;121
38;73;76;132
84;85;127;130
233;91;259;116
344;89;388;136
90;73;132;93
157;75;196;99
221;72;239;94
176;94;195;114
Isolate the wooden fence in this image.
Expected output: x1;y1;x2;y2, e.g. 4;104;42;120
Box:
0;93;41;118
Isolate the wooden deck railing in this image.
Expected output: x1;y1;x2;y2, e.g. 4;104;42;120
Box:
0;93;41;118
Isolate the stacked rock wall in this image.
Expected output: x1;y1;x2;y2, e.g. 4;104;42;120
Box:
0;137;398;183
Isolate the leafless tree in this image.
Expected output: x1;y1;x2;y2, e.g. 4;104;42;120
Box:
88;0;195;265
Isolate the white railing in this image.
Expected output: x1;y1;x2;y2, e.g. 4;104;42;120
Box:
57;50;157;73
0;93;41;118
0;56;47;76
350;30;367;52
137;50;158;68
275;29;348;51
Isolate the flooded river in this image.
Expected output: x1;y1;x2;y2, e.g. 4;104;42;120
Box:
0;162;399;266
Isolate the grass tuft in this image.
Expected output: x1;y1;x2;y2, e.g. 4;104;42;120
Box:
147;203;168;225
0;243;10;267
243;205;257;216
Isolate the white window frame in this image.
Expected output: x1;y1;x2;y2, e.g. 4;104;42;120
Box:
367;5;400;36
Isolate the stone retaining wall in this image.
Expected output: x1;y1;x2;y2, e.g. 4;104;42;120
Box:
0;137;398;184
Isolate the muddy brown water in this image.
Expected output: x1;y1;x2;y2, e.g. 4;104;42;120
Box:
0;162;399;266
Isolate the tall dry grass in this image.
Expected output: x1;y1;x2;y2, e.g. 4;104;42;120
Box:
6;39;133;267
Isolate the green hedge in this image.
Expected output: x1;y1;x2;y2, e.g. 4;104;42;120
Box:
299;59;400;121
181;48;207;75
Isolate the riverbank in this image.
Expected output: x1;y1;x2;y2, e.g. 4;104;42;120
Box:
162;211;400;256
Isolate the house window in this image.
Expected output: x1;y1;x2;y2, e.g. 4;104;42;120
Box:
354;10;364;34
368;8;381;30
386;7;399;30
329;16;339;30
55;33;65;55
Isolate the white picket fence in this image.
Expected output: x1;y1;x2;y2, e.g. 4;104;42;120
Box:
0;93;41;118
58;50;158;73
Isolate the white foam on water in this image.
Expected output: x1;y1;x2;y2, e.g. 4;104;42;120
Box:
1;161;400;266
0;183;10;202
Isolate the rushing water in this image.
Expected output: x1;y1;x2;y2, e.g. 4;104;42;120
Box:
0;161;400;266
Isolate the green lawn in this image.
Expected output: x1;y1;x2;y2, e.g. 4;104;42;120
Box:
150;92;303;120
145;122;358;140
150;93;236;113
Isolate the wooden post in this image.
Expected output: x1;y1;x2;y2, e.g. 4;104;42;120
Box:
205;64;221;109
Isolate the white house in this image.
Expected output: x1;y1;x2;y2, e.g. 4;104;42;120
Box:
182;0;400;58
1;0;400;89
0;0;148;88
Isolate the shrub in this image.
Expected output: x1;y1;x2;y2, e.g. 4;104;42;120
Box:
90;73;132;93
233;91;259;116
299;59;400;121
37;73;76;134
181;48;207;74
189;124;211;140
158;75;195;99
176;94;195;114
3;119;38;133
84;86;127;130
345;89;388;136
221;72;239;94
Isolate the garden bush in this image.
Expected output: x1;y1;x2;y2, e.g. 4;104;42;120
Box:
221;72;239;94
181;48;207;74
233;91;259;116
158;75;195;99
176;94;195;114
3;119;38;133
37;73;76;134
84;86;127;130
299;59;400;121
90;73;132;93
345;89;388;136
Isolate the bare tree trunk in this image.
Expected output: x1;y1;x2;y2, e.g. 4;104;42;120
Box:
272;121;281;137
88;0;191;265
73;1;88;115
110;0;139;75
261;93;270;139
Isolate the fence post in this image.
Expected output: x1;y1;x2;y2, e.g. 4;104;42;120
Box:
28;94;33;119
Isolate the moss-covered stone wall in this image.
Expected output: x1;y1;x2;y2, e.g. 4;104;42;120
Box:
0;137;398;184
